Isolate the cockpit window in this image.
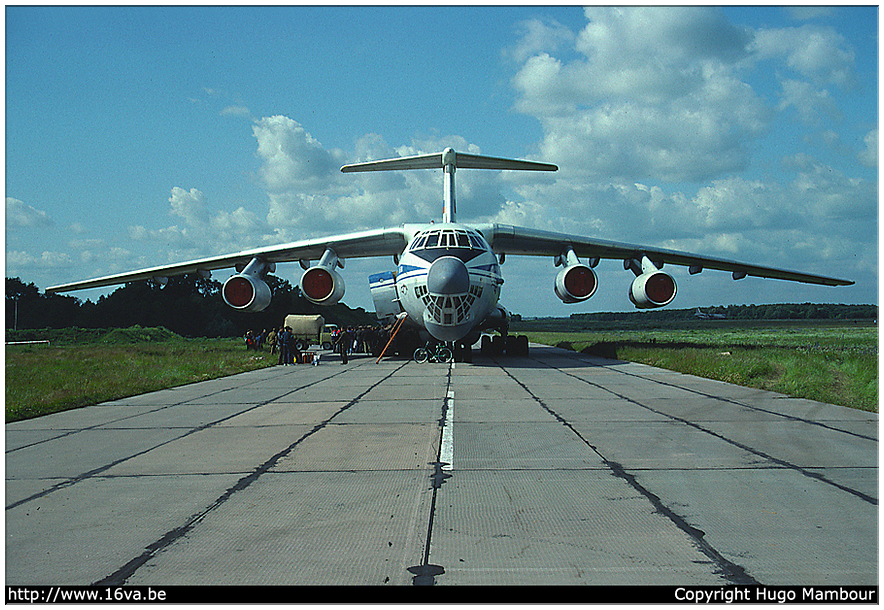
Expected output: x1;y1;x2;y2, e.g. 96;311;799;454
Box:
410;229;487;252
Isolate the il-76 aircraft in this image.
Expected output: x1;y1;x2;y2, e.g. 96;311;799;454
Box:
48;148;853;358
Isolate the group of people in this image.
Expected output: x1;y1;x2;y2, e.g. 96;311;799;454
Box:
328;325;388;361
244;324;393;365
244;327;302;365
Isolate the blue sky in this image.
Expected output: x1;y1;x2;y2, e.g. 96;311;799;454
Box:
6;5;878;317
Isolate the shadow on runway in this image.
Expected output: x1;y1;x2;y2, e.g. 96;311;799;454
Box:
467;350;627;369
366;344;628;369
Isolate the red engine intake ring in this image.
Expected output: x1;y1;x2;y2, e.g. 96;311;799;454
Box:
300;266;345;305
629;271;677;309
222;274;272;312
301;267;334;302
555;264;598;303
223;276;256;308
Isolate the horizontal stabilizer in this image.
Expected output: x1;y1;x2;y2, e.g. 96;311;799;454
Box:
341;148;557;173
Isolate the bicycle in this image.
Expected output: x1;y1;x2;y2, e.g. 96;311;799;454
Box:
413;342;454;364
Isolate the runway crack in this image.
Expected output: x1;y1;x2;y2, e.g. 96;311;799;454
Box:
7;367;356;511
93;361;409;586
407;362;453;586
535;353;877;505
498;361;760;586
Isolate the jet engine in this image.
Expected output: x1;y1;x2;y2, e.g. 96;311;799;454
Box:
554;247;598;304
222;258;273;312
626;256;677;309
555;264;598;303
299;248;346;305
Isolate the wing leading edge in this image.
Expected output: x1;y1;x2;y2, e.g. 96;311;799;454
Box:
478;224;854;287
46;227;409;293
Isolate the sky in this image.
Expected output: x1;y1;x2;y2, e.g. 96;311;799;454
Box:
5;5;878;318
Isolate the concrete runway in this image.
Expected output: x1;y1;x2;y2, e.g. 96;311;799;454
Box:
6;345;877;587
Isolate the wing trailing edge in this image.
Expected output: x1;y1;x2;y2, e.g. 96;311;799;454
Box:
479;223;854;288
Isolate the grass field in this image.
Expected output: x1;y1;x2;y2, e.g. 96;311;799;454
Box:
517;321;878;412
5;321;878;422
6;331;276;422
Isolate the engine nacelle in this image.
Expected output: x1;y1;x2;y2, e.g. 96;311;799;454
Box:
222;274;272;312
300;265;345;305
555;264;598;303
629;271;677;309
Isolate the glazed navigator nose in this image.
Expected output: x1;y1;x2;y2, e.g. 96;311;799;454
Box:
427;256;470;295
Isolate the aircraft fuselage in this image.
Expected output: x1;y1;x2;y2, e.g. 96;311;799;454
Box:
394;223;503;344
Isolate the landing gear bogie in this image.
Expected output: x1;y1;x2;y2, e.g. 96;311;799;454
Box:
479;333;529;357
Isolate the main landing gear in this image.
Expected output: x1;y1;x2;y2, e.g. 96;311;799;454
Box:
409;334;530;364
479;333;529;357
413;341;475;363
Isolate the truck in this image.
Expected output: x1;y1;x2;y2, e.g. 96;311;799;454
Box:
283;314;339;351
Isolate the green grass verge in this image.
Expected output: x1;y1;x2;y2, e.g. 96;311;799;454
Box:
6;331;276;422
6;323;878;421
522;324;878;412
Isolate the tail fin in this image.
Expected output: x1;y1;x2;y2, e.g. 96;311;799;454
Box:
341;148;557;223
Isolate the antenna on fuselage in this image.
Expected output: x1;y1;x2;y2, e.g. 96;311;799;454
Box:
341;148;558;224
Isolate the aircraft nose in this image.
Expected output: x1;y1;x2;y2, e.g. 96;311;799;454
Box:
427;256;470;295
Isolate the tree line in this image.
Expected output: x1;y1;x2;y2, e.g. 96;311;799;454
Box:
6;275;877;338
5;275;375;338
569;302;877;322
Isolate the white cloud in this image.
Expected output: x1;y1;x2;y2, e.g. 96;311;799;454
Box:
169;187;209;227
255;127;514;238
509;17;575;63
858;129;877;167
252;116;343;192
121;186;271;269
777;78;841;124
494;5;873;288
6;250;71;269
512;7;768;183
752;24;856;88
6;198;53;227
509;7;865;189
220;105;251;117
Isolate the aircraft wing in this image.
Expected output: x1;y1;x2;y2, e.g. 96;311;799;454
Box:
478;223;854;287
46;227;410;293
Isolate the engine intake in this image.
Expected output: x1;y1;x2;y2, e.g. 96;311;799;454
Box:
301;266;345;305
555;264;598;303
629;271;677;309
222;274;272;312
300;248;346;305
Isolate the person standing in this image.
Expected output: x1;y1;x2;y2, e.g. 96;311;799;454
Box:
279;326;292;365
266;328;278;355
336;328;350;364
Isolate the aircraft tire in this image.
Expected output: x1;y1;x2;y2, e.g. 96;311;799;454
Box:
492;335;504;355
480;335;491;356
